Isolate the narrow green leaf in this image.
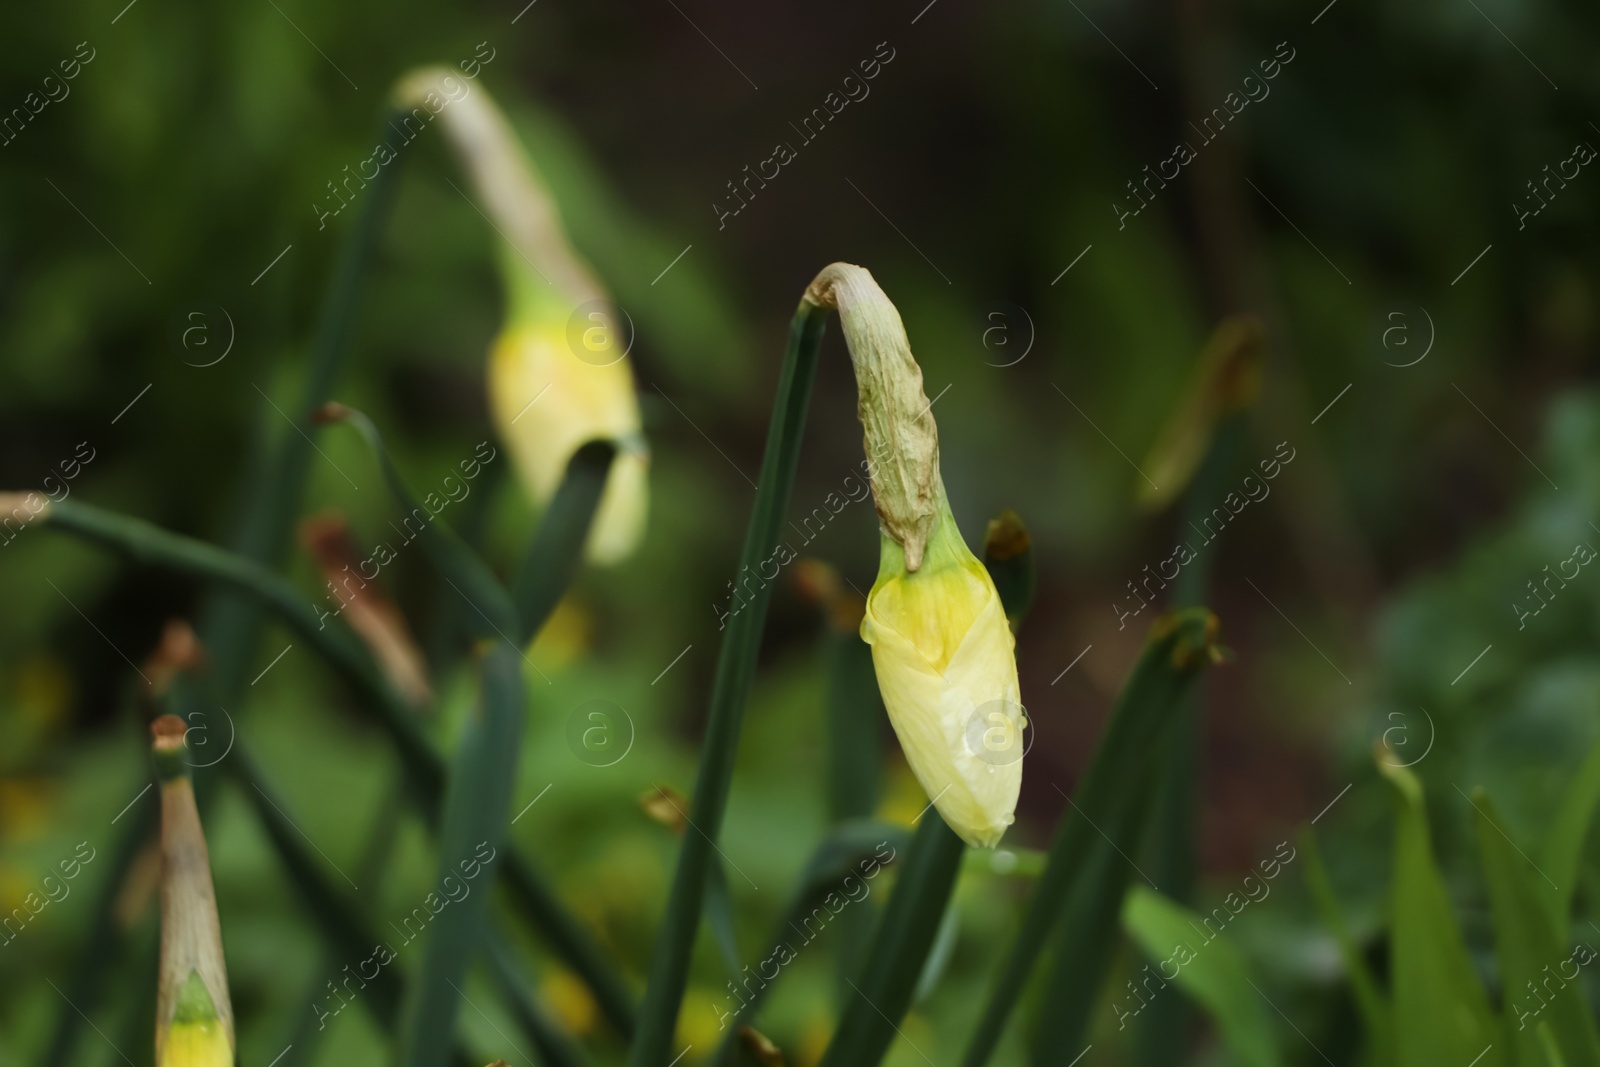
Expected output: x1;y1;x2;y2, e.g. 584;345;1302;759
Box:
1135;408;1249;1067
1376;759;1502;1067
1120;886;1283;1067
230;742;493;1067
511;441;615;645
1538;736;1600;933
1474;789;1600;1067
818;813;966;1067
426;458;508;661
960;608;1221;1067
498;440;636;1035
40;488;637;1037
1027;771;1161;1063
708;822;909;1067
911;897;961;1007
1299;827;1392;1062
401;642;527;1067
1133;710;1199;1066
229;742;405;1027
41;797;157;1067
1542;1024;1575;1067
498;852;638;1039
627;300;828;1066
822;597;883;996
826;625;882;829
705;857;744;979
274;775;410;1067
323;404;518;637
198;108;410;693
482;937;589;1067
44;108;408;1065
45;497;444;793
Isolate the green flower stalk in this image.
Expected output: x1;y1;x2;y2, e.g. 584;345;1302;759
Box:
393;66;648;564
804;263;1023;848
151;714;234;1067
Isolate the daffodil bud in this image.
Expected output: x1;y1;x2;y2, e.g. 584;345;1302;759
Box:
804;263;1023;848
152;715;234;1067
394;67;648;564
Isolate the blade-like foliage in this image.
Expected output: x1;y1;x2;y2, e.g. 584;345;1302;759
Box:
41;473;636;1036
325;404;518;636
1377;759;1502;1067
511;441;616;645
1300;827;1392;1063
1120;885;1283;1067
42;113;408;1065
1538;736;1600;933
708;821;910;1067
1474;789;1600;1067
627;300;828;1066
817;813;966;1067
1028;776;1161;1062
401;643;528;1067
961;607;1221;1067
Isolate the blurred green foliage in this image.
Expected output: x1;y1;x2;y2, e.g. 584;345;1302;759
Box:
5;0;1600;1063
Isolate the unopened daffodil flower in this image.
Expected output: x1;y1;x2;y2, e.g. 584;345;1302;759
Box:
152;714;234;1067
394;67;648;564
804;263;1023;848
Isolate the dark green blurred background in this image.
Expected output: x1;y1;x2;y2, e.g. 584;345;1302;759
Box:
4;0;1599;1062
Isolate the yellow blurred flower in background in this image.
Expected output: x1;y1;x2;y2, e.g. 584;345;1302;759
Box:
538;968;598;1036
395;66;649;564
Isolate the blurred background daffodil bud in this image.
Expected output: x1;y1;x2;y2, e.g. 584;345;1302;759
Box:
394;67;649;564
804;263;1023;849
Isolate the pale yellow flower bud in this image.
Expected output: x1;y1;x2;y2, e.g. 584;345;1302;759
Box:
805;263;1024;848
395;66;649;564
862;509;1022;848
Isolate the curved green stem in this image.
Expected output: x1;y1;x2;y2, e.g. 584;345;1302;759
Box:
627;301;828;1066
37;482;637;1038
324;406;518;637
818;815;964;1067
1131;413;1247;1067
46;497;443;797
708;821;910;1067
230;740;407;1029
401;642;526;1067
